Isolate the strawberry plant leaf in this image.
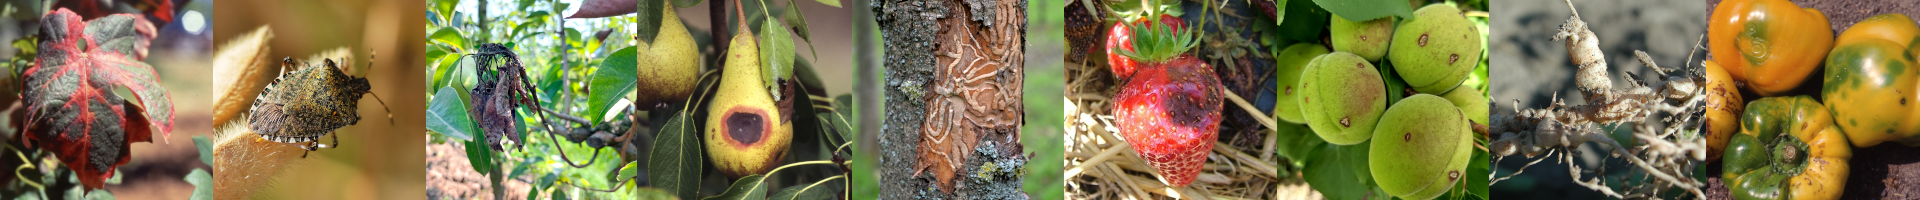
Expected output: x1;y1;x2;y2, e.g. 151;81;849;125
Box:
428;86;477;141
649;111;702;200
703;174;769;200
22;9;170;190
586;47;638;124
1313;0;1411;22
759;12;796;98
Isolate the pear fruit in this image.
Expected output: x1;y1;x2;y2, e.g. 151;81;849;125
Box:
1369;94;1473;200
637;2;700;108
705;32;793;179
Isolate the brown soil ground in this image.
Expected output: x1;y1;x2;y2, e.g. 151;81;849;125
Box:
424;141;530;199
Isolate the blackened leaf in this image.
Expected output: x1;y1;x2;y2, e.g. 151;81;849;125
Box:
648;112;701;199
22;8;170;190
586;47;638;124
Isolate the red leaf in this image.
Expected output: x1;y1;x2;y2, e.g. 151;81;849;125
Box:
21;8;173;190
567;0;636;19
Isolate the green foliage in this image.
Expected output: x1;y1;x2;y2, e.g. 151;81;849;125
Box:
648;112;702;199
427;87;477;141
585;47;637;124
1313;0;1412;21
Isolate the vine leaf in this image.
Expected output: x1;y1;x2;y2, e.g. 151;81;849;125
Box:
568;0;637;19
22;8;173;190
649;112;702;199
586;47;638;124
427;86;477;141
702;174;768;200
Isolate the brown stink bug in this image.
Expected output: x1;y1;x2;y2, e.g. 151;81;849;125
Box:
248;55;392;157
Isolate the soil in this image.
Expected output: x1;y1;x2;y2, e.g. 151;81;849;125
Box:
424;141;530;199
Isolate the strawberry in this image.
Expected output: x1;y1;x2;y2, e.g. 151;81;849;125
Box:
1106;14;1184;79
1111;19;1222;187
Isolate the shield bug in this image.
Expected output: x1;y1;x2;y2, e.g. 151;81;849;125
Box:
248;56;393;157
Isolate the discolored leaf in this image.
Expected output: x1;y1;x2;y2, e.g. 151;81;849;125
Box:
427;86;477;141
22;8;171;190
568;0;637;19
587;47;639;124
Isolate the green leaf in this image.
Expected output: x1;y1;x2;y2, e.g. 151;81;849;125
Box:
1273;0;1287;25
770;182;835;200
702;174;769;200
673;0;707;8
812;0;841;7
650;112;703;200
1303;142;1376;200
618;161;639;180
640;0;664;44
1313;0;1412;22
586;47;640;124
185;169;210;200
192;135;212;165
465;136;495;175
427;86;478;141
433;0;459;25
1275;0;1328;41
759;14;796;97
1465;150;1490;200
429;28;467;52
781;3;819;61
1272;123;1323;166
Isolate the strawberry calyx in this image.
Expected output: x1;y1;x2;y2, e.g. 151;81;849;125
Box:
1114;17;1199;64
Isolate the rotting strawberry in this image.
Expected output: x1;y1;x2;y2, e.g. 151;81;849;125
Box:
1105;14;1184;79
1111;19;1222;187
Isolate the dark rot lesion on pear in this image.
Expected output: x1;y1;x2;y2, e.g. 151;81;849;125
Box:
723;106;770;146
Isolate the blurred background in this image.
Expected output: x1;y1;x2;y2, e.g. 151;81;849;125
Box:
212;0;426;199
1489;0;1704;199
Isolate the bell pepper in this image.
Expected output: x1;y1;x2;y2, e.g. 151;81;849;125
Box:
1709;0;1833;96
1702;60;1744;160
1823;13;1920;147
1725;96;1850;200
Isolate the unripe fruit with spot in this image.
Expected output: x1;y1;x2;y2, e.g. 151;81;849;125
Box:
1299;52;1387;145
1330;15;1395;62
706;32;793;179
1390;5;1482;94
1274;43;1330;124
636;2;700;108
1438;87;1488;125
1369;94;1473;200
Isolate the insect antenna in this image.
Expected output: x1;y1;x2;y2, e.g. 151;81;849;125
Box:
362;53;395;125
